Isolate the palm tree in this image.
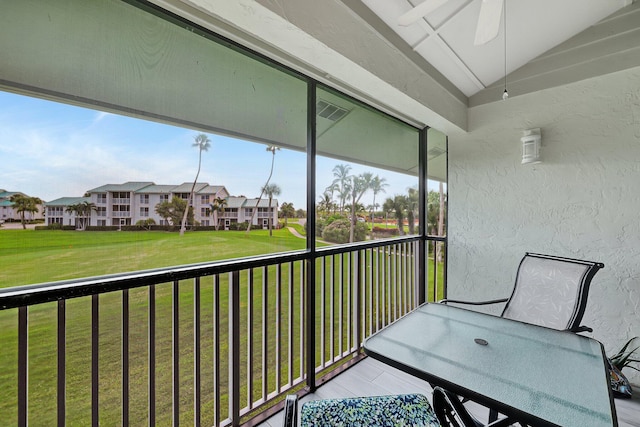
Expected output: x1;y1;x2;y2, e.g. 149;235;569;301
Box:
78;201;96;230
324;182;340;214
406;187;419;235
262;183;281;236
9;194;42;229
369;175;388;236
211;196;227;230
65;201;95;230
331;164;352;213
180;133;211;235
317;192;334;217
280;202;295;226
347;172;373;242
383;195;408;236
65;203;81;229
246;145;280;233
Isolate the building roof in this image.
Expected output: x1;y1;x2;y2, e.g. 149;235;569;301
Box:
171;182;208;193
45;197;91;206
250;198;279;208
225;197;279;208
87;182;154;193
0;191;23;200
136;185;176;194
199;185;227;195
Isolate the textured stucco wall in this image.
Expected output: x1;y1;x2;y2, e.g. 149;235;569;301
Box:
447;66;640;384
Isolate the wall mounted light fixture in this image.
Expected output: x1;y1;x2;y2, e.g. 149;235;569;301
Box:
521;128;541;164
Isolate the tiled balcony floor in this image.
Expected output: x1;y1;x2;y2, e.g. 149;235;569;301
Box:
259;357;640;427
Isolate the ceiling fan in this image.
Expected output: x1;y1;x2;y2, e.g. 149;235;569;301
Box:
398;0;504;45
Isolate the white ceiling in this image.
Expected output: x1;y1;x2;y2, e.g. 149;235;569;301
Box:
361;0;631;97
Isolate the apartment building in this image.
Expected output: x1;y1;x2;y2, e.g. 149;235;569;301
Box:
44;181;278;229
44;197;91;226
0;189;45;222
222;196;280;230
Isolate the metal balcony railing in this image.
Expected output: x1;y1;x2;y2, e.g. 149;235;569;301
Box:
0;236;446;427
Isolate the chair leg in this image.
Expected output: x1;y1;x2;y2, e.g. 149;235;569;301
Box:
283;394;298;427
433;388;519;427
433;387;483;427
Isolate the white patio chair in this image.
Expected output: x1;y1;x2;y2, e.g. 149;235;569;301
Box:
440;252;604;333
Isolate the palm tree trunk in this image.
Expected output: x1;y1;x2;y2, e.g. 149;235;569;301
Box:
268;197;273;236
180;150;202;235
246;153;275;234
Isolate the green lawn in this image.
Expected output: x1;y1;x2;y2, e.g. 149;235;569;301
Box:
0;228;444;425
0;228;306;288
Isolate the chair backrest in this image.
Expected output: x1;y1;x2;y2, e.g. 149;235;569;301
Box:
501;252;604;331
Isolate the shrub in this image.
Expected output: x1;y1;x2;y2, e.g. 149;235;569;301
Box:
372;227;399;238
316;214;347;237
322;219;368;243
227;222;250;231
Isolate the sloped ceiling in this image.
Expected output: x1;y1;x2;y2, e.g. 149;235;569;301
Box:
253;0;640;126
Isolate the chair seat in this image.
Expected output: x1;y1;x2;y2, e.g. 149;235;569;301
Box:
300;393;439;426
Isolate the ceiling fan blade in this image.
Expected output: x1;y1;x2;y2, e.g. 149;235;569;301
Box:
474;0;504;45
397;0;450;26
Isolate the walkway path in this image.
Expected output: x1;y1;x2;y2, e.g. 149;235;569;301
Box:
287;226;305;239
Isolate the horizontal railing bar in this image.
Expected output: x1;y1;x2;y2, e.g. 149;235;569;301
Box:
0;236;442;310
315;235;420;257
0;250;309;310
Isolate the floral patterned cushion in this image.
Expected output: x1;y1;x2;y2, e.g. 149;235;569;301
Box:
300;393;439;426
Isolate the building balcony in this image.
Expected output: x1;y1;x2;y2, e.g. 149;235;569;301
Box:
0;236;637;426
0;237;447;426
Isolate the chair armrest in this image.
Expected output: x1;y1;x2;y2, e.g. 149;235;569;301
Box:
570;325;593;333
283;394;298;427
438;298;508;306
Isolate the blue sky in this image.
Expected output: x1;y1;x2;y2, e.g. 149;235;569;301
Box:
0;91;426;211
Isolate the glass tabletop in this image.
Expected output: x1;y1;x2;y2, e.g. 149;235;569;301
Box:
363;303;617;427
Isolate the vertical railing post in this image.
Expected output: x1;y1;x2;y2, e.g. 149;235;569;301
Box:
229;270;241;426
247;270;254;410
194;277;201;427
287;262;294;387
18;306;27;427
418;126;429;305
305;80;317;392
122;289;130;427
261;268;268;403
149;286;156;426
172;281;180;427
354;250;362;351
213;275;220;427
92;294;99;427
57;300;66;427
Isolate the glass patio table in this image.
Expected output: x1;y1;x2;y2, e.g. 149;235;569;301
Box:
363;303;618;427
